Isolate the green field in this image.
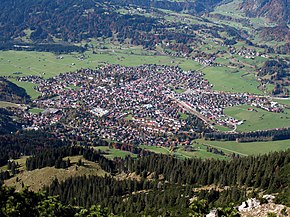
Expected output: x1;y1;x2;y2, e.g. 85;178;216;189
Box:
174;145;228;160
0;49;203;99
93;146;137;159
139;145;171;154
225;105;290;132
0;50;202;79
275;98;290;107
214;125;232;132
29;108;44;114
0;101;20;108
8;78;41;99
196;139;290;156
178;112;189;120
202;66;262;94
140;144;228;160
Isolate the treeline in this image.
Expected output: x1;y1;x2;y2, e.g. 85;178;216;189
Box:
45;175;155;211
119;150;290;193
0;130;66;167
26;146;116;173
0;42;86;54
204;127;290;142
34;143;290;197
0;77;30;103
42;147;289;212
45;175;244;216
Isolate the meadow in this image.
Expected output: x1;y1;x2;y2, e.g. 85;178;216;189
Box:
93;146;137;159
28;108;45;114
0;101;20;108
224;105;290;132
139;144;228;160
275;98;290;107
0;49;202;79
0;49;203;102
7;78;41;99
4;155;107;191
202;66;262;94
195;139;290;156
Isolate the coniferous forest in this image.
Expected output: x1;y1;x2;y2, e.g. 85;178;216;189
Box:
0;130;289;216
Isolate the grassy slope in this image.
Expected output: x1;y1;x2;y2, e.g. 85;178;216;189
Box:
7;78;41;99
224;105;290;132
0;101;20;108
4;156;107;191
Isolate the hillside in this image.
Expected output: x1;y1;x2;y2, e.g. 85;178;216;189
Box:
1;142;290;216
4;156;107;191
0;108;22;135
240;0;289;24
0;77;30;103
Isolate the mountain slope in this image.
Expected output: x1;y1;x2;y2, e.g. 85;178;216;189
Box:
240;0;289;24
0;77;30;104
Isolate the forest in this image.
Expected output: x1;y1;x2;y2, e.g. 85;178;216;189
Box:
19;145;290;215
0;77;31;103
0;0;244;55
0;130;289;216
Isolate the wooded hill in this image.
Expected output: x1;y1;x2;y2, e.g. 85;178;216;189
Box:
0;131;289;216
0;108;23;135
0;77;30;103
0;0;249;53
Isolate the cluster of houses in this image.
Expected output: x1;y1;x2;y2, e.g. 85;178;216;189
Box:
176;89;282;128
18;64;283;145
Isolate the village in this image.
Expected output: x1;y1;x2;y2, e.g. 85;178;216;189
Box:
18;64;283;146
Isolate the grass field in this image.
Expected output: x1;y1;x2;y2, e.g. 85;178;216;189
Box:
224;105;290;132
0;101;20;108
4;155;107;191
139;145;172;154
214;125;232;132
8;78;41;99
94;146;137;159
140;144;228;160
196;139;290;156
0;50;202;79
29;108;44;114
202;66;262;94
174;145;228;160
275;98;290;107
0;49;203;99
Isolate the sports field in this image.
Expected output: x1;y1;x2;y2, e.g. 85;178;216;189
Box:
224;105;290;132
